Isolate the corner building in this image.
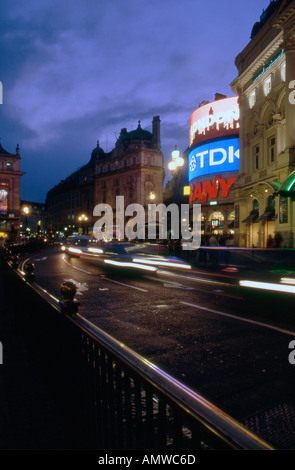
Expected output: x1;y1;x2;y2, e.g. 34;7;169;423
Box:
0;142;24;241
46;117;164;236
188;94;240;242
231;0;295;248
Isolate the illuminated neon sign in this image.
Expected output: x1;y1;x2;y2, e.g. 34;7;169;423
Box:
190;96;239;146
189;175;236;203
252;49;284;83
189;137;239;182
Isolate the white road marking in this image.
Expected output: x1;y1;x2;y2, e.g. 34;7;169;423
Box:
104;277;148;292
181;301;295;336
62;255;92;274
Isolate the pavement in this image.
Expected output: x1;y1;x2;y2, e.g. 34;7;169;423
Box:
0;259;65;449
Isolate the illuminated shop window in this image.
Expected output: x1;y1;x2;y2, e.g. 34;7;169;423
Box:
249;90;256;108
209;211;224;222
269;137;276;163
209;211;224;233
0;189;8;213
264;76;272;96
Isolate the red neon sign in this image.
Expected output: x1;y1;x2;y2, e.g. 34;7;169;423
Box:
190;96;239;146
189;175;236;203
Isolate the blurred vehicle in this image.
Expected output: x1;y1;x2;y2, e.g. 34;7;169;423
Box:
60;236;191;273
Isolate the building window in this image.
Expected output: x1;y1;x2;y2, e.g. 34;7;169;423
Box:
279;196;288;223
263;76;272;96
253;146;259;170
281;62;286;81
269;137;276;163
6;162;13;170
249;90;256;108
0;189;8;213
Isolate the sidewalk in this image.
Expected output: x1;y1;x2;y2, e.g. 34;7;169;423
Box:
0;260;65;449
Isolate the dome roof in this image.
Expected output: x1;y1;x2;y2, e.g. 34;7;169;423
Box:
90;140;105;161
0;142;19;156
118;121;153;144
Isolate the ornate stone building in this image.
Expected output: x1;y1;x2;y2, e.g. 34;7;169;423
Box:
231;0;295;248
46;116;165;237
0;142;24;241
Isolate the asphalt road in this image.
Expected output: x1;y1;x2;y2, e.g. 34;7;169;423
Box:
18;246;295;449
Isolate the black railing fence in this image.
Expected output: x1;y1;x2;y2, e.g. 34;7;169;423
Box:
0;249;274;450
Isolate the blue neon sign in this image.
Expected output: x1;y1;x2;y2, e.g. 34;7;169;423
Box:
189;137;239;182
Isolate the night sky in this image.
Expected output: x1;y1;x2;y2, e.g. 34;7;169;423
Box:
1;0;268;203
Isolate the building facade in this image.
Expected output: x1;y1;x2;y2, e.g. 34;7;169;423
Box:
46;116;165;238
231;0;295;248
0;142;24;242
187;94;240;244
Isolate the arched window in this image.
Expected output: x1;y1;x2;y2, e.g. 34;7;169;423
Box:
266;196;275;210
253;199;259;212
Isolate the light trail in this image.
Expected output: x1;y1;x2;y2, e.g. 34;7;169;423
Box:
240;279;295;294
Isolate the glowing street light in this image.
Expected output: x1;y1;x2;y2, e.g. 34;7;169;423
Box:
78;214;88;222
78;214;88;234
168;145;184;173
149;192;156;200
22;206;30;237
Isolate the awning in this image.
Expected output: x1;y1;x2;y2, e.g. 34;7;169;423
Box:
279;170;295;196
242;211;258;223
256;210;275;221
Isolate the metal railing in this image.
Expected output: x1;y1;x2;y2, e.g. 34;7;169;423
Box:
1;249;274;450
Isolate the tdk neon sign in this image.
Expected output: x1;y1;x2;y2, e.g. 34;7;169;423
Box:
189;137;239;182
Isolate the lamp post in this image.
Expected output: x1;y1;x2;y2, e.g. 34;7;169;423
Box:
168;145;184;204
78;214;88;234
22;206;30;238
168;145;184;174
167;146;185;249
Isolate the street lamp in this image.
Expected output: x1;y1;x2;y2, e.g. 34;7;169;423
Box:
168;146;185;200
22;206;30;237
78;214;88;234
149;191;156;201
168;145;184;172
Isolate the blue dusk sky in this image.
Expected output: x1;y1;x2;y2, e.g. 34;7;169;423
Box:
0;0;269;202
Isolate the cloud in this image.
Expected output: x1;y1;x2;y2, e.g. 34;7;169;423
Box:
1;0;268;201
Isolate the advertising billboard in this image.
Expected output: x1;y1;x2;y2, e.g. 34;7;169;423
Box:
190;96;239;146
188;136;239;182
